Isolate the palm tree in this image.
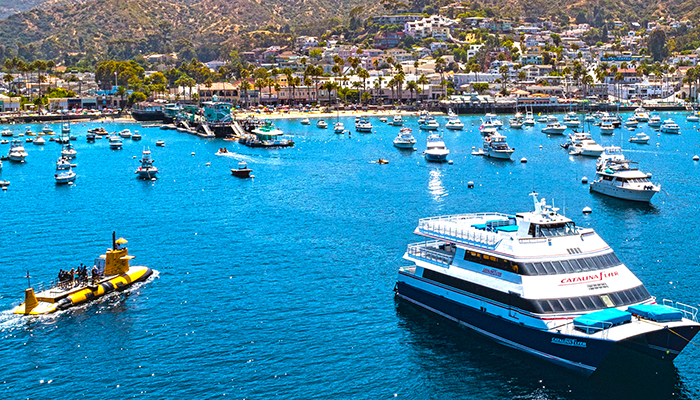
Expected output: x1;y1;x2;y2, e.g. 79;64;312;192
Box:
321;81;336;105
417;74;429;100
394;72;405;103
357;68;370;104
254;78;266;105
406;80;418;103
240;81;251;108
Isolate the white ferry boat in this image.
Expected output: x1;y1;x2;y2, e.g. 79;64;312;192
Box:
396;193;698;375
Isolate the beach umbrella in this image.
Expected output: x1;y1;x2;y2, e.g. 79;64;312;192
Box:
115;238;128;244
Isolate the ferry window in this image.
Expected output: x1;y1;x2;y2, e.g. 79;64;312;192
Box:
552;261;565;274
560;298;575;311
521;263;534;275
581;258;594;271
543;262;555;274
549;300;564;312
618;290;631;304
592;295;607;309
571;259;583;272
581;296;595;310
592;256;604;269
539;300;553;313
570;297;585;311
533;262;545;275
600;294;615;308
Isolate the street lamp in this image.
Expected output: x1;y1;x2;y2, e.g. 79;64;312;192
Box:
78;77;83;97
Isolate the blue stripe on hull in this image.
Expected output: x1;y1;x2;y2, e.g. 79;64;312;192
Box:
397;282;616;375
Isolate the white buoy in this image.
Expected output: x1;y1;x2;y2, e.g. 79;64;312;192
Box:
581;176;588;184
539;145;543;149
583;206;592;214
448;160;453;164
520;157;527;163
132;155;137;159
467;181;474;188
694;155;699;161
2;186;6;191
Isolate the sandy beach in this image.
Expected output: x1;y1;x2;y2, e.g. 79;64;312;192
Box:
233;109;444;120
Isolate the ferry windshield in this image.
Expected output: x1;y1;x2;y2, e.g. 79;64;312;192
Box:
530;222;577;237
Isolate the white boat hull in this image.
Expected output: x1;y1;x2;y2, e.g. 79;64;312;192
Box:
590;182;658;202
55;172;76;184
487;150;514;159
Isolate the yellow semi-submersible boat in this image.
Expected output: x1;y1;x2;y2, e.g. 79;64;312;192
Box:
13;234;153;315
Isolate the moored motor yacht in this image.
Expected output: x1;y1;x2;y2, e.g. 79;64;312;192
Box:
523;111;536;126
391;115;404;126
300;117;311;125
483;133;514;159
542;122;567;135
135;148;158;179
424;134;449;162
393;128;417;149
1;128;13;137
356;118;373;133
420;116;440;131
445;116;464;130
648;114;662;128
316;120;328;129
333;121;345;133
629;133;650;144
7;139;28;162
660;119;680;134
396;192;699;375
109;135;123;149
119;129;132;138
54;157;76;184
590;148;660;202
600;122;615;135
61;143;77;159
633;107;650;122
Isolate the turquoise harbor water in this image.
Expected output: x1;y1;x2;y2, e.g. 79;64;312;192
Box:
0;112;699;399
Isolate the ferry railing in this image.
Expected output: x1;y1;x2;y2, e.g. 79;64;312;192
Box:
418;220;504;247
662;299;699;322
407;242;455;267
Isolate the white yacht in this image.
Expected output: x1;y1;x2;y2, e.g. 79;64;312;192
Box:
300;117;311;125
420;116;440;131
484;113;503;129
1;128;13;137
547;115;559;122
7;139;28;162
445;116;464;130
584;114;596;123
424;134;449;162
119;129;132;138
624;116;638;128
542;122;567;135
483;133;514;159
316;120;327;129
686;113;699;122
109;135;123;149
509;117;524;129
396;193;699;375
393;128;417;149
135;149;158;179
562;112;580;128
42;124;54;135
61;143;77;159
523;111;536;126
33;136;45;145
356;118;373;133
660;119;680;134
391;115;404;126
648;114;662;128
633;107;650;122
629;133;650;144
333;121;345;133
379;117;388;123
536;115;548;123
564;132;604;157
600;122;615;135
590;148;660;202
54;157;76;184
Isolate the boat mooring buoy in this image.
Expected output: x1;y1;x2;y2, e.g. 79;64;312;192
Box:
520;157;527;163
448;160;453;164
539;145;543;149
583;206;592;214
132;156;137;159
467;181;474;189
191;152;195;156
694;155;699;161
581;176;588;184
206;162;211;166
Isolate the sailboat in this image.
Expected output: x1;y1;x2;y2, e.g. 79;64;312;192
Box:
333;102;344;133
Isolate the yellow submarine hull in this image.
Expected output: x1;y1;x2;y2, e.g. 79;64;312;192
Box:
13;266;152;315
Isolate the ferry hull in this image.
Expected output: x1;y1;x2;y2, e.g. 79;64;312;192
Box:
396;281;613;375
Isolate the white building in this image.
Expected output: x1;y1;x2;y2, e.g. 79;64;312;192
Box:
404;15;457;39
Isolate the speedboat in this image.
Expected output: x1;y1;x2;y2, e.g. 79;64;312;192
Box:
536;115;548;123
356;118;373;133
547;115;558;122
1;128;13;137
542;122;567;135
54;157;76;184
480;125;499;137
300;117;311;125
584;114;596;122
379;117;388;123
590;147;660;202
445;116;464;130
483;133;514;159
132;131;142;140
687;113;699;122
25;127;35;136
629;133;650;144
33;136;45;145
393;128;417;149
395;192;699;376
61;143;77;159
88;127;107;134
135;149;158;179
660;119;680;134
424;134;449;162
600;122;615;135
109;135;123;149
119;129;132;138
391;115;404;126
231;161;253;178
569;137;604;157
7;139;28;162
648;114;662;128
316;120;328;129
634;107;650;122
42;124;54;135
333;122;345;133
